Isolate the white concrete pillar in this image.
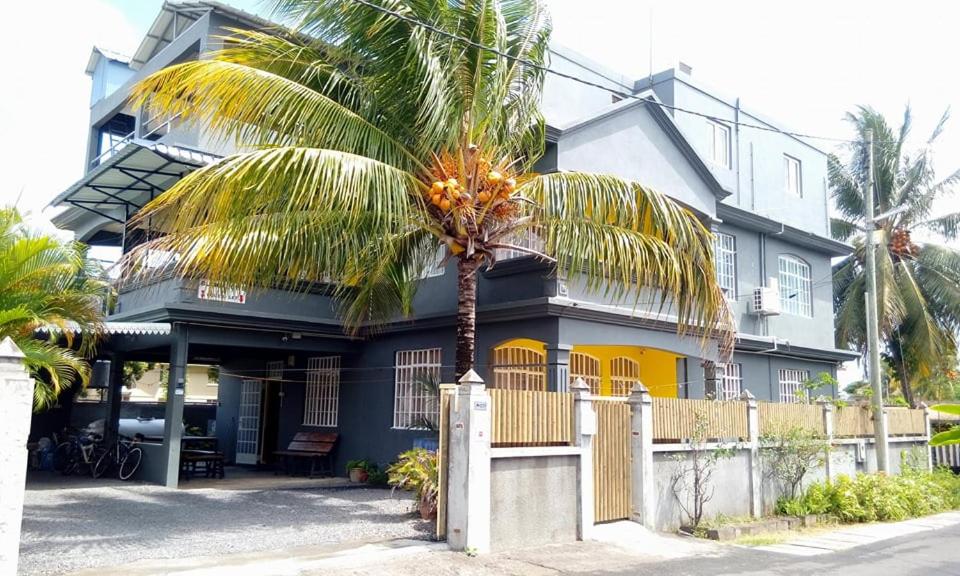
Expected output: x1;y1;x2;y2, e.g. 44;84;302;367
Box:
627;381;654;529
446;369;491;553
741;389;762;518
0;337;34;576
571;378;596;539
819;399;835;482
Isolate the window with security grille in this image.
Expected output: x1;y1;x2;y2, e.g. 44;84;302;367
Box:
569;352;602;395
713;232;737;299
610;356;641;397
491;346;546;390
393;348;442;429
715;363;742;401
778;255;812;317
304;356;340;427
495;231;545;261
779;369;809;403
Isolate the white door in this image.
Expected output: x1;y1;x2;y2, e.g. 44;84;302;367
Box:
236;379;262;465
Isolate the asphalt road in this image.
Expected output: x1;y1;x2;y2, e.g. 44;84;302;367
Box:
605;523;960;576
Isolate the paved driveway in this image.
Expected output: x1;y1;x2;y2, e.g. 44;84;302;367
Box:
18;477;431;575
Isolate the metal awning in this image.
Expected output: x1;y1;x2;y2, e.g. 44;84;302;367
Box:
49;140;218;238
37;322;172;336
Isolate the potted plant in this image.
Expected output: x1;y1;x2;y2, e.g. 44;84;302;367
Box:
346;459;371;483
387;448;439;520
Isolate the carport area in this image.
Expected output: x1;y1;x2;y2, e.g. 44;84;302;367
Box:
18;475;431;575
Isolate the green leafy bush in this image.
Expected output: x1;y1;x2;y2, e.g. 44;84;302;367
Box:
776;469;960;523
387;448;439;512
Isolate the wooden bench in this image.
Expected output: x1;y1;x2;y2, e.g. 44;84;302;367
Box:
180;450;225;480
274;432;338;477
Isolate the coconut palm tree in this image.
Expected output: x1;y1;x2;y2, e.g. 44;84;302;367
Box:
124;0;733;378
831;106;960;407
0;207;106;409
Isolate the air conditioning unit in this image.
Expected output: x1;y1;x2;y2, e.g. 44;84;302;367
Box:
752;278;781;316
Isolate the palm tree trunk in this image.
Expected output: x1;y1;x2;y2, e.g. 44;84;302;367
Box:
455;257;479;380
896;358;916;408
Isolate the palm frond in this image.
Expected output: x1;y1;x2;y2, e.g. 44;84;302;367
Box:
830;218;859;242
133;59;427;172
522;172;734;356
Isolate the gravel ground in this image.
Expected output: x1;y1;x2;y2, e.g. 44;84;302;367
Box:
18;479;431;576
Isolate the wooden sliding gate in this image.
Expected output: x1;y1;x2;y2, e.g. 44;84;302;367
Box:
592;398;631;523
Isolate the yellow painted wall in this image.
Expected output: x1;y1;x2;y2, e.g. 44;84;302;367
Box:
571;346;679;398
490;340;681;398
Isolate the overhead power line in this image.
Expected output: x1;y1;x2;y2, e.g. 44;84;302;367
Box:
346;0;875;145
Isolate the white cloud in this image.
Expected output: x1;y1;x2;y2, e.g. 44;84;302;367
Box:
0;0;140;235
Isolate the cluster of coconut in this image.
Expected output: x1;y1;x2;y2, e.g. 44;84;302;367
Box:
423;148;518;220
889;228;917;258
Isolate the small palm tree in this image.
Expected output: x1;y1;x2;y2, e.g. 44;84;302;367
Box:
124;0;733;377
831;106;960;406
0;208;106;409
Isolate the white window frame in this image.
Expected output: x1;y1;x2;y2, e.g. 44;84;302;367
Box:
304;356;340;427
715;363;742;401
784;154;802;197
778;255;812;317
393;348;442;429
708;120;731;168
713;232;737;299
778;368;809;403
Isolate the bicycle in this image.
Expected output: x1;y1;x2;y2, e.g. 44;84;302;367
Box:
93;434;144;481
53;430;103;476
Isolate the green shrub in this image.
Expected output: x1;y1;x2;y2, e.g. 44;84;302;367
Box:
387;448;439;509
776;470;960;524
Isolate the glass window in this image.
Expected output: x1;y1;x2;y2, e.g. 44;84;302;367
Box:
304;356;340;427
778;255;812;317
713;232;737;299
708;120;731;168
393;348;442;429
778;369;809;403
784;154;802;196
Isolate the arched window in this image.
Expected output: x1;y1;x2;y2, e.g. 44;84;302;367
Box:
569;352;602;395
491;345;546;391
610;357;641;397
778;255;812;317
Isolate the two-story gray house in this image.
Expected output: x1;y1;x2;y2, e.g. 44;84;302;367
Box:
49;1;857;486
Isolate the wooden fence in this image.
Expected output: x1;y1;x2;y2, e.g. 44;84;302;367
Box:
489;389;574;446
833;406;874;438
652;397;748;442
593;398;632;523
887;408;926;436
758;402;825;436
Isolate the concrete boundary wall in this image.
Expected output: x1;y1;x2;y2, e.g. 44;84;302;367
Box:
446;377;932;551
632;386;933;531
446;373;595;553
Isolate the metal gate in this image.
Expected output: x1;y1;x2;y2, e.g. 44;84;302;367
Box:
235;378;262;465
593;398;631;523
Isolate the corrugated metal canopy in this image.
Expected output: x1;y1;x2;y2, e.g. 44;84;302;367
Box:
49;140;217;239
37;322;172;336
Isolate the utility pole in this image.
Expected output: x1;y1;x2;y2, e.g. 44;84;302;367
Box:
864;129;890;473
